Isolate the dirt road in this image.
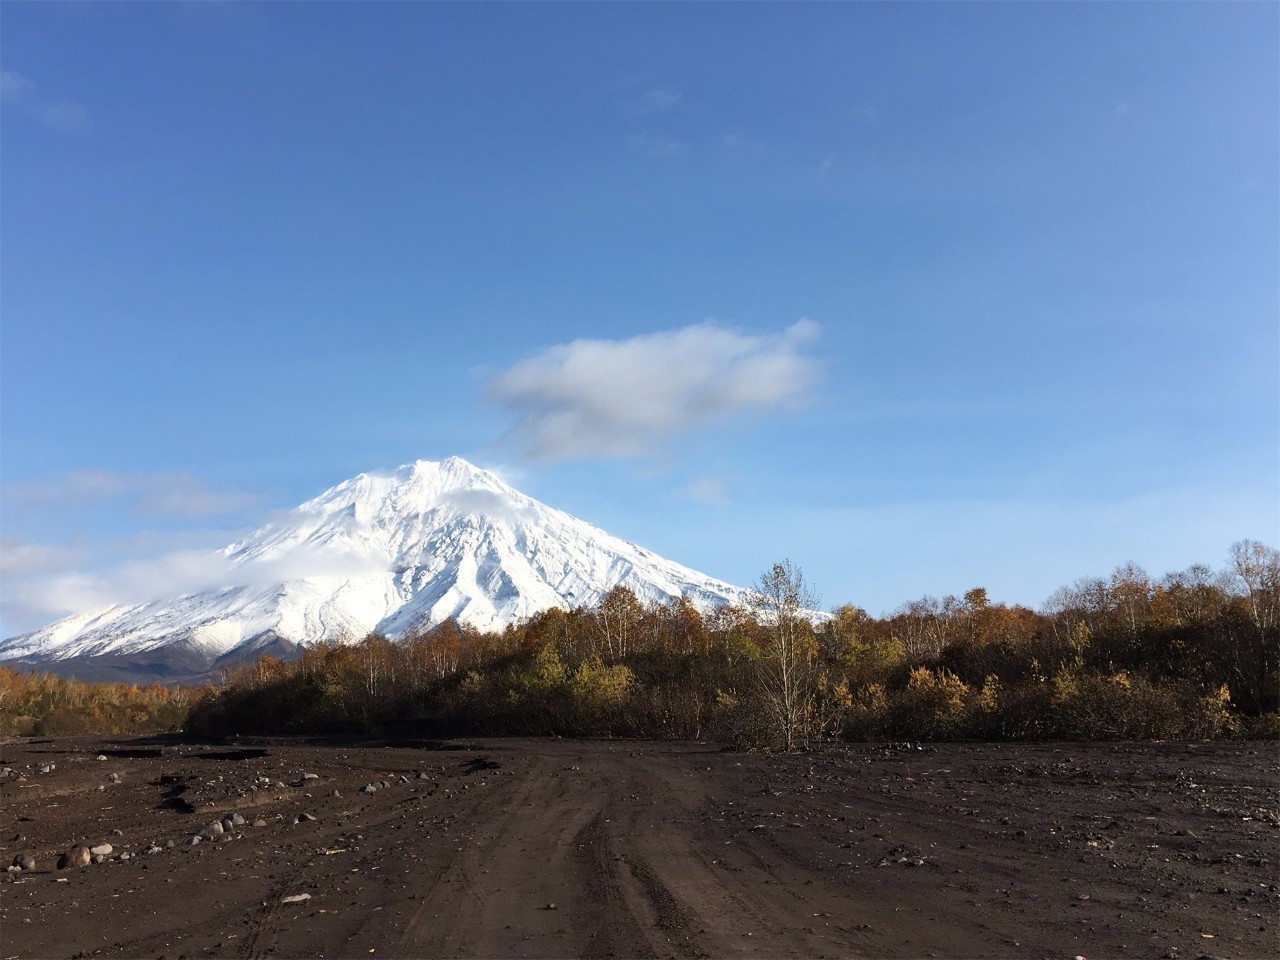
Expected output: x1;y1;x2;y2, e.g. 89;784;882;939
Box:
2;737;1276;958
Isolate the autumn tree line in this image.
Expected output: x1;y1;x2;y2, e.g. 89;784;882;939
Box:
183;540;1279;748
0;541;1273;746
0;668;199;737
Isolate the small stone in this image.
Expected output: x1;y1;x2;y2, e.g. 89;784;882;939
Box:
96;755;107;761
252;819;267;828
165;839;175;848
203;821;224;839
545;902;557;911
219;834;233;843
362;784;378;794
12;853;35;871
146;845;163;855
281;892;311;904
229;812;245;826
303;773;319;780
91;854;105;864
119;852;131;861
221;817;236;833
187;835;202;846
295;812;316;824
89;843;113;857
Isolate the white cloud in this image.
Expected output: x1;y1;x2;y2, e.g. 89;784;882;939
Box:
0;539;84;577
136;474;260;518
13;551;238;620
723;133;766;154
0;523;391;635
627;133;689;158
440;488;536;526
1;70;89;134
487;319;823;461
3;470;259;518
635;85;682;114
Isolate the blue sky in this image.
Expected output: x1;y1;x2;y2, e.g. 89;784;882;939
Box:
2;2;1276;635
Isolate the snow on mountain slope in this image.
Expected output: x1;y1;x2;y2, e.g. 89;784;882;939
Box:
1;457;753;669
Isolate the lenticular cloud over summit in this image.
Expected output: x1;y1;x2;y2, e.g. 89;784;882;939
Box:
0;457;751;679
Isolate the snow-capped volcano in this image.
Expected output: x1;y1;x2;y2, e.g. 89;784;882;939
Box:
1;457;752;679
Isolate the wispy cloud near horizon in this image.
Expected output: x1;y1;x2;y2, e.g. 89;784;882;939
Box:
487;319;823;461
0;538;85;578
3;470;260;519
0;522;390;636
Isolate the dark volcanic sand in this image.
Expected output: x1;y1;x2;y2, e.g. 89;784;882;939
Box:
1;736;1276;959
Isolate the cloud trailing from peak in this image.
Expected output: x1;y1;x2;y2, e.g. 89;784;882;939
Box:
487;320;823;461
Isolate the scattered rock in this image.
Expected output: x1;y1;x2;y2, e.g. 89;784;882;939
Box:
119;852;131;861
58;849;91;870
187;835;202;846
281;892;311;904
295;812;317;824
544;902;558;910
361;783;379;794
146;845;163;855
202;821;224;839
252;819;267;828
11;853;35;872
111;828;124;836
229;812;245;826
95;754;107;761
303;773;319;780
89;843;113;857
